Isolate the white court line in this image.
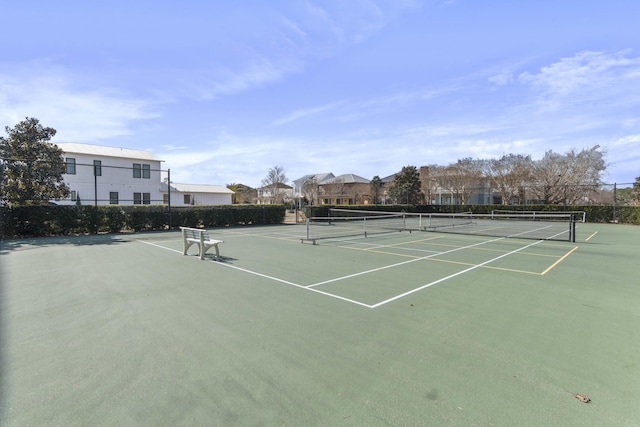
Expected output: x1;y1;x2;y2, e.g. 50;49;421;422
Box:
215;262;373;308
370;239;545;308
138;236;547;309
138;239;183;254
137;239;373;308
308;236;509;288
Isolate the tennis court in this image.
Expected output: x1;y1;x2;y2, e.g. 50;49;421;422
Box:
1;219;639;426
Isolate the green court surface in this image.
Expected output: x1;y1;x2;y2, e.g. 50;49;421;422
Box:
1;222;639;426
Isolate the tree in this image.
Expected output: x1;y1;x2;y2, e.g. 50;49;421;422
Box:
631;176;640;205
446;158;485;204
487;154;533;205
301;178;319;205
530;146;606;204
261;165;288;204
227;183;256;204
321;177;345;204
0;117;70;205
389;166;423;204
370;175;383;205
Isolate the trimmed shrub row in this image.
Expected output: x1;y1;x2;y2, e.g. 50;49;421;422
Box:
0;204;286;238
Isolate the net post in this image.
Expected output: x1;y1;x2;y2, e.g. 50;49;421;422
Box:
570;218;576;242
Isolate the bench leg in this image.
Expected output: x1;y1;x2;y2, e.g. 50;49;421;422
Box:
184;241;197;256
200;244;220;260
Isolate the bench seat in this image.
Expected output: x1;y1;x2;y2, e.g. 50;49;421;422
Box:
180;227;224;260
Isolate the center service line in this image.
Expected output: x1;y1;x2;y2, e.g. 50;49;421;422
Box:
370;239;545;308
308;236;509;288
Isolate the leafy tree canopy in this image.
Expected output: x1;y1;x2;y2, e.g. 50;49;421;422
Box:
0;117;70;205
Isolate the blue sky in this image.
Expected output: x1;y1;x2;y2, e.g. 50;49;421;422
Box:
2;0;639;187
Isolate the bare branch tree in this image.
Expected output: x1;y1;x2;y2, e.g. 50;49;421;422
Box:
530;146;606;204
301;178;319;205
487;154;533;205
261;165;288;204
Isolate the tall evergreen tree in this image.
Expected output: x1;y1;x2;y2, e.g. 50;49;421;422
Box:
389;166;423;204
0;117;70;205
370;175;383;205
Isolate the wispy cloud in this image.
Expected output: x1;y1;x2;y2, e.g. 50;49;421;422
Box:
0;61;159;141
192;1;420;102
271;84;460;127
271;100;348;126
518;50;640;112
194;54;301;101
612;134;640;148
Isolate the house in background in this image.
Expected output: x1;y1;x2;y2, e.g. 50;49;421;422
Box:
319;174;370;205
161;182;233;205
292;173;335;205
256;182;294;205
53;142;233;206
55;142;164;205
293;173;371;205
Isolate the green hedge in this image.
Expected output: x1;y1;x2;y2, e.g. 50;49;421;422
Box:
3;203;637;238
1;204;286;238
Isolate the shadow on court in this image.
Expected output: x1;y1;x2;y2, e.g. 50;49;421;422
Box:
0;233;132;255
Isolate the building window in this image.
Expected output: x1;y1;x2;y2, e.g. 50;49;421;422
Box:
110;192;119;205
184;194;192;205
163;194;169;204
70;191;77;201
65;158;76;174
133;163;151;179
133;193;150;205
93;160;102;176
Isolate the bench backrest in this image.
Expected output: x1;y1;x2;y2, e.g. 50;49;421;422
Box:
181;227;210;241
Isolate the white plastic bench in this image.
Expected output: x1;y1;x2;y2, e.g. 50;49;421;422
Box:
180;227;224;260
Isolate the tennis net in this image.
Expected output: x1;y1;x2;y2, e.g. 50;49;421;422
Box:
302;208;577;243
491;209;586;222
302;212;408;243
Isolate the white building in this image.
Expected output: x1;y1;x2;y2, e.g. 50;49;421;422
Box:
161;182;233;205
54;142;164;205
54;142;233;206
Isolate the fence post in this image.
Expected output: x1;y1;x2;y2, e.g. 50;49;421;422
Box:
613;183;617;223
167;168;172;229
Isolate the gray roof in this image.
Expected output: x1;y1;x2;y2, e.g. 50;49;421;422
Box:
55;142;162;162
293;173;335;186
381;173;397;183
161;182;234;194
328;173;370;184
